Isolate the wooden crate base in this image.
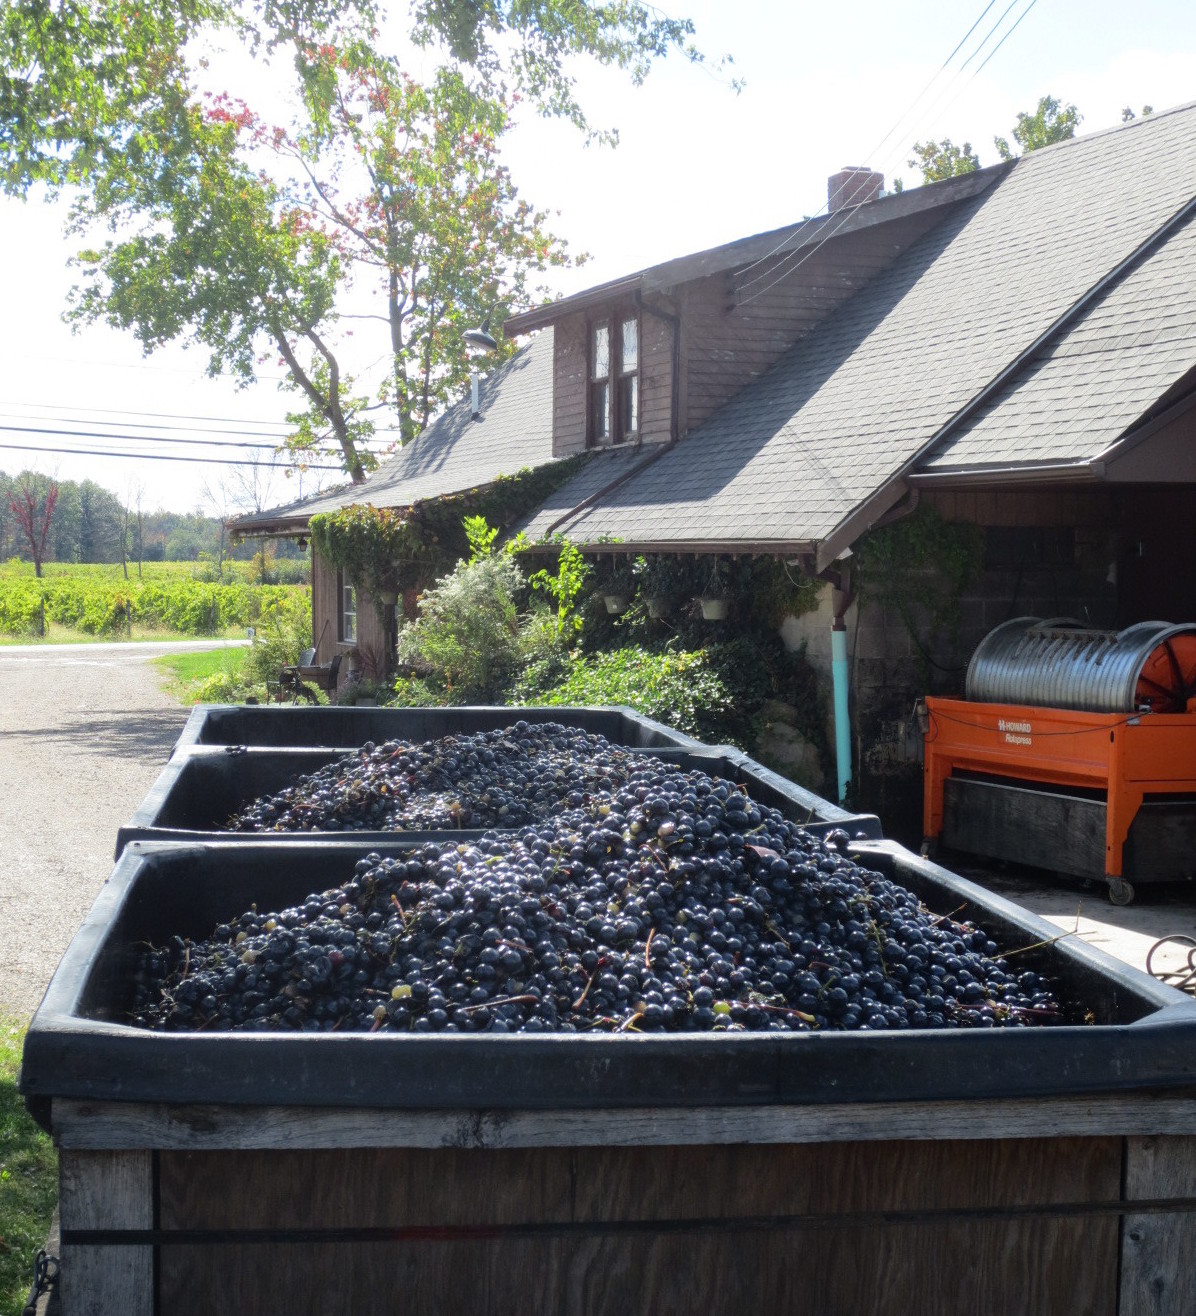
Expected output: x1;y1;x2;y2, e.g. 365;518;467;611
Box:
52;1101;1196;1316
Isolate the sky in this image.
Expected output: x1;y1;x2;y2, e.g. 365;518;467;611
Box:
3;0;1196;514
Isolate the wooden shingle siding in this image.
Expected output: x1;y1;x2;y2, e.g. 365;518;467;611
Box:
312;553;338;663
676;212;955;435
553;314;588;456
640;306;674;441
924;487;1115;527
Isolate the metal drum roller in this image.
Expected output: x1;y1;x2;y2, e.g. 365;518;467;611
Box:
966;618;1196;714
923;617;1196;904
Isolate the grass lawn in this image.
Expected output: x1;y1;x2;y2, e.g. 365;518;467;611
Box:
153;646;249;700
0;1022;57;1316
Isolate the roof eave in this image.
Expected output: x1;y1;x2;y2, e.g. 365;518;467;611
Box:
503;165;1009;337
907;461;1103;488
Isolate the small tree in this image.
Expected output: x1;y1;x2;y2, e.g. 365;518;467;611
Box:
995;96;1081;160
9;474;59;577
907;139;980;184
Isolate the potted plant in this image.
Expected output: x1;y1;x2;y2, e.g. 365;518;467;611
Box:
595;554;635;615
696;557;732;620
635;554;693;619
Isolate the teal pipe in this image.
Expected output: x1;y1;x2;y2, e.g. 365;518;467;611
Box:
832;625;851;802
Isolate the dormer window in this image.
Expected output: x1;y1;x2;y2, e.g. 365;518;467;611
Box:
589;313;639;446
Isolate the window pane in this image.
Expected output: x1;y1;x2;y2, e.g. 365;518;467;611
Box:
619;375;638;438
343;585;357;643
592;381;610;441
592;324;610;379
621;317;638;372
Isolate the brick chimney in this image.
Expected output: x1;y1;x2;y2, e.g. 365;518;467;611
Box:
828;166;884;213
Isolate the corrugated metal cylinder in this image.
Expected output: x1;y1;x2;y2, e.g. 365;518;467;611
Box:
965;617;1196;713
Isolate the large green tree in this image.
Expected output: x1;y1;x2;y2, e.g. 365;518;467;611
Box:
3;2;719;481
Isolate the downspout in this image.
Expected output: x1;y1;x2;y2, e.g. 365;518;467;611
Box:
824;558;855;803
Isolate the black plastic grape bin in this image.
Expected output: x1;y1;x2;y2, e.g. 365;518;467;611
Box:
22;837;1196;1119
25;707;1196;1315
171;702;706;754
116;742;877;856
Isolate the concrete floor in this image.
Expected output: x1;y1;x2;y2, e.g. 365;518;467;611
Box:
947;853;1196;989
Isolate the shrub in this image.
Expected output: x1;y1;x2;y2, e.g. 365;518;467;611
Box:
395;553;524;701
515;645;741;745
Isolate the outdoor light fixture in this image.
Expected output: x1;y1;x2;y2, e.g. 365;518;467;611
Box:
297;536;308;551
464;309;498;419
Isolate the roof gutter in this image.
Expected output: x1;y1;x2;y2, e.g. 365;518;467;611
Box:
813;189;1196;573
571;537;818;558
907;461;1101;487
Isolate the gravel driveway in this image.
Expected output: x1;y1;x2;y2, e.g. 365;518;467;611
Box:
0;642;240;1024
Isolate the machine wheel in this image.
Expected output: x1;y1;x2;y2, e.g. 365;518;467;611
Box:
920;837;939;861
1108;877;1136;907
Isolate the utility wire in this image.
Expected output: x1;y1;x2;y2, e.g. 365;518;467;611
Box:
0;440;344;469
735;0;1039;307
893;0;1023;154
0;399;295;429
973;0;1039;77
733;0;1004;297
0;423;292;452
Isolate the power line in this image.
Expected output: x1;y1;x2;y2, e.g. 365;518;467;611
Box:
734;0;1040;308
973;0;1039;77
0;399;295;428
0;440;344;469
732;0;1003;297
887;0;1024;165
0;423;290;452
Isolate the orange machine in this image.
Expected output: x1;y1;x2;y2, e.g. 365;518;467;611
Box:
922;618;1196;904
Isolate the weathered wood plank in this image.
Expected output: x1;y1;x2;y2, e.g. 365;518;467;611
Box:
158;1218;1117;1316
148;1138;1122;1315
58;1149;153;1316
53;1091;1196;1151
570;1136;1120;1219
552;313;588;455
1120;1135;1196;1316
159;1147;574;1229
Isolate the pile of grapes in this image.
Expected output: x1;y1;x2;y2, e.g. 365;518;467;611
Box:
225;722;641;833
133;757;1065;1035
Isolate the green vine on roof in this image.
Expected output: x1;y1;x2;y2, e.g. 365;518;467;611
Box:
309;457;588;604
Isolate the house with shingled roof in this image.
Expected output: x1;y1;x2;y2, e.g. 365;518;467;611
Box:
236;102;1196;812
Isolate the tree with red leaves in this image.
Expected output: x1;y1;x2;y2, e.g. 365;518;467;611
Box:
9;474;59;578
3;2;727;481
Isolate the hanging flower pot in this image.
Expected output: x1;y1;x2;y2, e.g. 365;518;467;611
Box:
645;596;670;619
602;593;630;615
378;589;399;606
697;595;729;621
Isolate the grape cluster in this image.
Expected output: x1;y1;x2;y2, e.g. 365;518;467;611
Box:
133;760;1064;1035
225;722;640;832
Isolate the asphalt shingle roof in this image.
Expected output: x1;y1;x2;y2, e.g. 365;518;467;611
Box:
529;104;1196;554
235;329;556;531
923;210;1196;471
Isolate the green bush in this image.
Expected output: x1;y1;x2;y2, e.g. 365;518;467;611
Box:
515;645;742;745
395;553;523;701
